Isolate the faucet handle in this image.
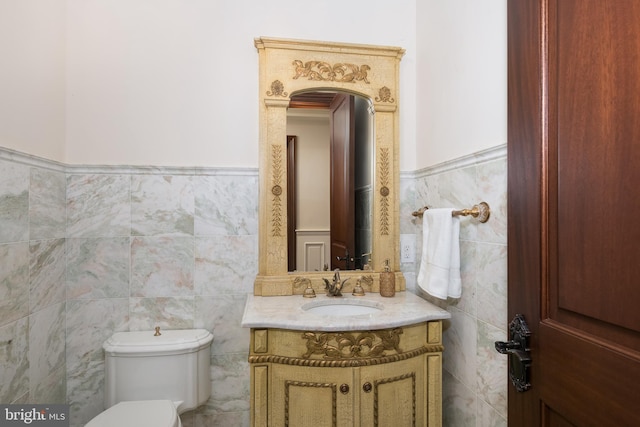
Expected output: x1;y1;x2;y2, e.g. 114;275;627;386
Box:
303;281;316;298
352;277;366;296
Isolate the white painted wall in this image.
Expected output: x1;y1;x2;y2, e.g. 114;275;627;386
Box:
287;113;331;231
1;0;508;169
416;0;507;169
0;0;66;162
64;0;417;168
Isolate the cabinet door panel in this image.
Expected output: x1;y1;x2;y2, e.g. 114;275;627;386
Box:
271;364;356;427
360;356;427;427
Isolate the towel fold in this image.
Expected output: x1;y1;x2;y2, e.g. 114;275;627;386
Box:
416;208;461;299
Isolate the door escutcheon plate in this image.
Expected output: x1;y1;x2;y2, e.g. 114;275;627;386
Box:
495;314;532;392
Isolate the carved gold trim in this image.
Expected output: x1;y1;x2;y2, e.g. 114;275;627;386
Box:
285;380;337;427
379;147;391;235
301;328;403;359
271;144;284;237
267;80;288;97
375;86;395;103
248;345;443;367
292;60;371;83
373;373;416;426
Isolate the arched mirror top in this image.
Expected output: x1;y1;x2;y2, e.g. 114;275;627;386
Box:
254;37;405;296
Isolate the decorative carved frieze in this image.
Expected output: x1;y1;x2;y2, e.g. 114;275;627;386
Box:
301;328;403;359
293;60;371;83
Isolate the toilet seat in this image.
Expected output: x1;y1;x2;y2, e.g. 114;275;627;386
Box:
86;400;180;427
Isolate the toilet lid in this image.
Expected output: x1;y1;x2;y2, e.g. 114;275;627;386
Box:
86;400;179;427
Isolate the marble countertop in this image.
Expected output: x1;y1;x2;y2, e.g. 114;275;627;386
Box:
241;291;451;332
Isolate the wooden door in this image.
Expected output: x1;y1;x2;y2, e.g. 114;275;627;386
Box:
508;1;640;425
329;93;355;270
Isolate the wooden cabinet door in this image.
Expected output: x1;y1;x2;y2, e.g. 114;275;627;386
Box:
359;356;428;427
270;364;356;427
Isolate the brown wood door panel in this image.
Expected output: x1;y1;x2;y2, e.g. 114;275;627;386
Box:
538;321;640;426
287;135;297;271
329;93;355;270
552;0;640;336
508;0;640;425
544;408;575;427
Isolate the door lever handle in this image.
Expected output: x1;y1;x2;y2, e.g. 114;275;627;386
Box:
495;314;532;392
495;339;521;353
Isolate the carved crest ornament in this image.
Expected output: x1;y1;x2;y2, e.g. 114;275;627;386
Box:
376;86;395;103
267;80;288;97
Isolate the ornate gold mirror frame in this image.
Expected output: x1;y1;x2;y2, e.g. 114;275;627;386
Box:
254;37;405;296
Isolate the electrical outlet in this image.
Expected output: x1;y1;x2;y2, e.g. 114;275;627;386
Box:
400;234;416;263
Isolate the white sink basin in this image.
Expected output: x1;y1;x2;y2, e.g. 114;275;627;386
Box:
302;299;383;316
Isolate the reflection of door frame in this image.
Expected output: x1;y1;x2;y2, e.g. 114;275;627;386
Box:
287;93;367;271
286;135;296;271
329;93;355;270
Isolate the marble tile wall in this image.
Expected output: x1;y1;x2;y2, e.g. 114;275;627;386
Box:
64;168;257;427
2;145;506;427
0;154;67;407
400;145;508;427
1;148;256;427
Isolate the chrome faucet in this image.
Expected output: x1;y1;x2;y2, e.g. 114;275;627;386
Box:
323;268;349;297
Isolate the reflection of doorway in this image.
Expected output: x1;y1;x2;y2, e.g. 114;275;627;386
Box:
287;91;373;272
286;135;297;271
329;93;355;270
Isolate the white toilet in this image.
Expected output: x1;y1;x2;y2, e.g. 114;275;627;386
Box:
86;328;214;427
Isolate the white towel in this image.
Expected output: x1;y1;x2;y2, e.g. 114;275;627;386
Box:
416;208;462;299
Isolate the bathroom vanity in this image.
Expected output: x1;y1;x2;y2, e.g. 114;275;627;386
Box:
242;292;450;427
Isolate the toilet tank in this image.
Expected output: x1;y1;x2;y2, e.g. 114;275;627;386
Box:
103;329;213;414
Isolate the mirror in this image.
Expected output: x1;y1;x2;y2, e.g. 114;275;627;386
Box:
287;91;373;272
254;37;405;296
